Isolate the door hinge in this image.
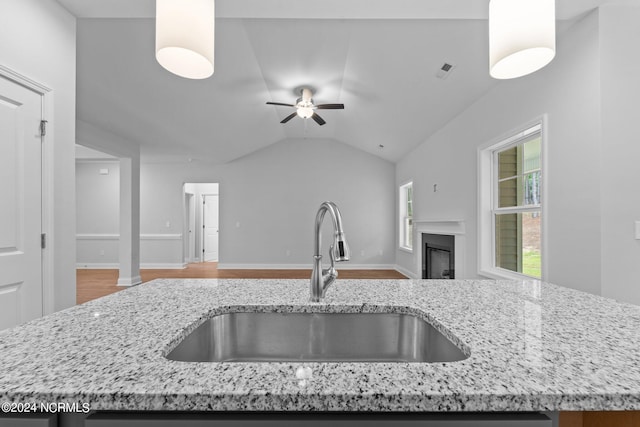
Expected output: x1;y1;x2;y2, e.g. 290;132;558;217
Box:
41;233;46;249
40;120;48;137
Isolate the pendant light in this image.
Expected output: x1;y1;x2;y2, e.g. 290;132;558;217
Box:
155;0;215;79
489;0;556;79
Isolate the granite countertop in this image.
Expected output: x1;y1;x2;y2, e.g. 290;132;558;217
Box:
1;278;640;412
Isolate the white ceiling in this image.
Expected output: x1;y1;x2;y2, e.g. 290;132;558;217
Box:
57;0;613;20
75;144;117;160
64;0;615;164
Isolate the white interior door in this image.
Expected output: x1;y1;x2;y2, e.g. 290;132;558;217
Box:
202;194;218;262
188;193;196;262
0;76;43;330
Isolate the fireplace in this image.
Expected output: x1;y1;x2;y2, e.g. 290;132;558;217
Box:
412;220;465;280
422;233;455;279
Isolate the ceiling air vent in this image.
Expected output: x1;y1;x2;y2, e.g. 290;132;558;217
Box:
436;62;455;80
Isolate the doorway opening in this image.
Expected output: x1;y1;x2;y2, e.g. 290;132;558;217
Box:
183;183;219;263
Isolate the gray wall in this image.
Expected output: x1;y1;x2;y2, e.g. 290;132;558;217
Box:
218;138;396;267
0;0;77;311
76;162;120;235
599;2;640;304
76;161;120;266
76;138;396;268
396;11;603;295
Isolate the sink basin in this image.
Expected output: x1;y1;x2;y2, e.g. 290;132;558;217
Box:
166;311;468;363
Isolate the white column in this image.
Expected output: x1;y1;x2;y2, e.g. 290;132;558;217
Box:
117;156;141;286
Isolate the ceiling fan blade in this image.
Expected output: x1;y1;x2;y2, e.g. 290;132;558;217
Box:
267;102;295;107
315;103;344;110
311;113;326;126
280;112;298;124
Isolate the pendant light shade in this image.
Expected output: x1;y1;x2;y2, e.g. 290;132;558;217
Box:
489;0;556;79
155;0;215;79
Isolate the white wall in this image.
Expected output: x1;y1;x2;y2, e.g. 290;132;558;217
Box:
599;2;640;305
76;161;120;266
0;0;77;311
76;162;120;234
396;11;603;295
217;138;396;268
76;138;396;269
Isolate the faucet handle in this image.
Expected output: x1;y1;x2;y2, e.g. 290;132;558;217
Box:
321;246;338;297
333;234;350;262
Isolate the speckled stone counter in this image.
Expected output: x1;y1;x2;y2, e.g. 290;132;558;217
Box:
1;278;639;412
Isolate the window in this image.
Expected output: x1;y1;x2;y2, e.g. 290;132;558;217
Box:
399;182;413;251
479;121;544;280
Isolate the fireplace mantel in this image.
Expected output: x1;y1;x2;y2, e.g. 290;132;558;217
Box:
413;219;465;235
413;220;466;279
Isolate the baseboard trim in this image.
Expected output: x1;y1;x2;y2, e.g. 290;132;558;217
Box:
76;234;182;240
216;263;398;270
394;264;418;279
77;263;120;269
77;263;187;270
117;275;142;287
140;263;187;269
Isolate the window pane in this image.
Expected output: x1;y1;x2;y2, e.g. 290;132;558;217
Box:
522;212;541;278
498;178;519;208
405;217;413;248
495;212;541;278
495;213;518;272
497;137;541;208
523;171;541;205
400;182;413;250
523;137;541;173
498;146;518;179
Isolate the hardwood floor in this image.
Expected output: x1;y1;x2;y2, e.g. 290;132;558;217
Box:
76;262;407;305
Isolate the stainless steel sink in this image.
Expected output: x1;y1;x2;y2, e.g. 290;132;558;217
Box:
166;312;468;363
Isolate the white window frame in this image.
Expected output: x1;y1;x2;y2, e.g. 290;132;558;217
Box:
399;181;413;252
477;117;548;281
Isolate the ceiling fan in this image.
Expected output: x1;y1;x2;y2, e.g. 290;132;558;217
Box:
266;88;344;126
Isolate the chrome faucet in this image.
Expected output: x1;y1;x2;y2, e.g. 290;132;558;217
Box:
310;201;350;302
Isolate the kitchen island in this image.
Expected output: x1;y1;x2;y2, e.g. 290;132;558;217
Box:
0;278;639;425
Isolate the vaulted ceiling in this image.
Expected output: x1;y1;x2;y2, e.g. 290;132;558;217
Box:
60;0;615;164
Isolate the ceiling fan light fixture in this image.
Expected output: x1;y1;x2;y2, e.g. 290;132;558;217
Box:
296;106;314;119
489;0;556;79
267;87;342;126
155;0;215;79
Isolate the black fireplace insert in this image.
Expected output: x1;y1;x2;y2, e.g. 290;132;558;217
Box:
422;234;455;279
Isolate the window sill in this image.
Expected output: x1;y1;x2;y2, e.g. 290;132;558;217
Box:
478;267;541;282
398;246;413;254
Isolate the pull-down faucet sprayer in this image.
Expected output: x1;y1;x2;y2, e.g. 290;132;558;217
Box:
310;201;350;302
